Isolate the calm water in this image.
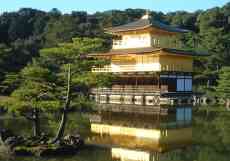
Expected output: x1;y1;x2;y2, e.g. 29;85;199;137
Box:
1;106;230;161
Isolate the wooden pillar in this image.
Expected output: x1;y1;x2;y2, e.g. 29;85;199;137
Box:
132;95;135;105
157;74;159;88
142;95;146;106
152;74;155;86
106;94;109;104
124;76;127;86
135;76;138;88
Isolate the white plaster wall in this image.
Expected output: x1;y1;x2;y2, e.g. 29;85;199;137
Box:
113;33;151;49
136;63;161;72
110;63;161;72
110;64;121;72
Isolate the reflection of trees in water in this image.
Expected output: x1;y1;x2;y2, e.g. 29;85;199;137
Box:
1;108;230;161
1;112;90;138
149;108;230;161
192;107;230;161
1;117;32;137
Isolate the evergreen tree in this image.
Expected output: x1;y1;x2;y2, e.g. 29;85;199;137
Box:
216;67;230;110
0;62;58;137
1;37;113;142
40;37;113;142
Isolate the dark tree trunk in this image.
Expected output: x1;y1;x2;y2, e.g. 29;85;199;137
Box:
0;134;3;145
52;64;71;143
32;108;41;137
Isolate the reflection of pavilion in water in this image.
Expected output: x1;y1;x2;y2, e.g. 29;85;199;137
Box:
86;107;192;161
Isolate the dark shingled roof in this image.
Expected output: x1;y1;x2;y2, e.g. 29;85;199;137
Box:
106;18;190;33
88;47;206;57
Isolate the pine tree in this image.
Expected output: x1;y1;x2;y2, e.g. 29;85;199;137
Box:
0;37;113;142
0;62;59;137
40;37;113;143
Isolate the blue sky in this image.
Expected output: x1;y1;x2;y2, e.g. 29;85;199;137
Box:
1;0;229;14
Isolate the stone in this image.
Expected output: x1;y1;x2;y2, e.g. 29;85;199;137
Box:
1;131;84;157
63;134;84;148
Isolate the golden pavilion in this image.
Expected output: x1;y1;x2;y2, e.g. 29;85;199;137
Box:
89;13;203;108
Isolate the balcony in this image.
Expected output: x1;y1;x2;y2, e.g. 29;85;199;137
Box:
92;64;160;73
92;64;185;73
90;86;170;106
91;85;168;95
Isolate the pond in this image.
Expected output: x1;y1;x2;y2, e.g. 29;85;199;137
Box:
1;106;230;161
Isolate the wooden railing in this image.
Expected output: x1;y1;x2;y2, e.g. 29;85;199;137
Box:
92;64;186;73
92;64;159;73
92;65;143;73
91;85;168;94
92;65;112;73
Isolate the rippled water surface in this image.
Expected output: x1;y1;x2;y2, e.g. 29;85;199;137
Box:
1;106;230;161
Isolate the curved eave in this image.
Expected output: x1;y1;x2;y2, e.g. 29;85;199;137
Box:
105;24;190;35
105;25;152;34
87;47;206;58
162;48;208;57
87;47;160;57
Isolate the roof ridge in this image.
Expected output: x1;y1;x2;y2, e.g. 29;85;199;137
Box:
105;16;190;33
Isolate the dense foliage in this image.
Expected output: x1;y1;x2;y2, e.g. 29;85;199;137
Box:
216;67;230;109
0;4;230;94
0;37;113;140
1;4;230;159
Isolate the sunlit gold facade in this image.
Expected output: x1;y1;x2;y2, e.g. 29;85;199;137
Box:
89;13;198;108
92;51;193;73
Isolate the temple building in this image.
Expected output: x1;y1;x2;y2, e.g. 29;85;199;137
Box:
89;13;203;108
